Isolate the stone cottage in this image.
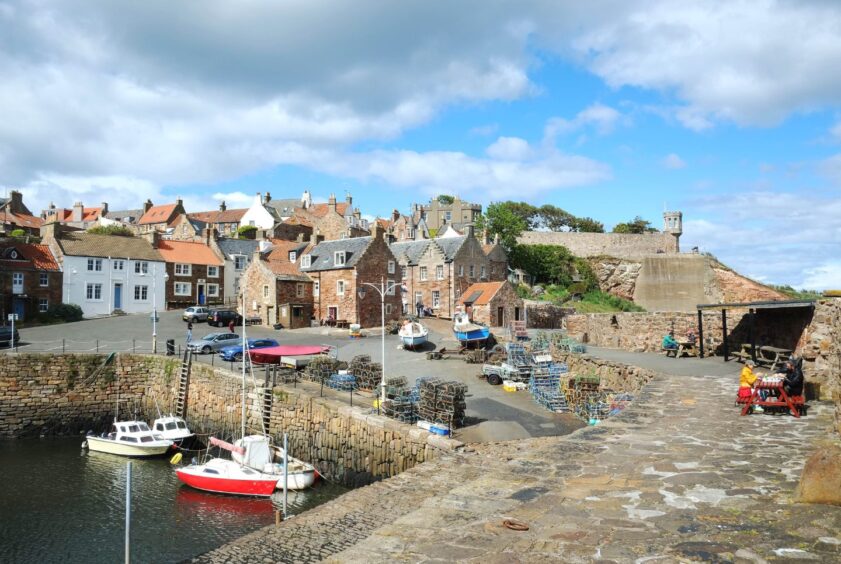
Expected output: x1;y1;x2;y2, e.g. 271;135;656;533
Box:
300;225;401;328
456;281;523;327
390;225;505;319
155;239;225;309
136;199;186;234
240;239;314;328
0;239;62;322
0;190;43;236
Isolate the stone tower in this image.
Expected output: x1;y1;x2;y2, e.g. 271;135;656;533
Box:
663;211;683;252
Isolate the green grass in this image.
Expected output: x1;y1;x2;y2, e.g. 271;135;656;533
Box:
521;284;644;313
769;285;822;300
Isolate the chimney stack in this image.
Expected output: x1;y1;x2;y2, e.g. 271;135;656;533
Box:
264;192;272;204
100;202;109;216
296;232;305;243
72;201;84;223
219;200;227;212
465;224;475;239
345;193;352;206
482;228;490;245
310;230;324;246
371;221;382;241
144;199;153;214
327;193;337;213
9;190;23;213
143;230;161;249
40;220;61;242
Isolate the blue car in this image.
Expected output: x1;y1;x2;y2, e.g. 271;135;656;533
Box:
218;338;279;362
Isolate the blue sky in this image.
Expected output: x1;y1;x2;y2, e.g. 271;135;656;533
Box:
2;1;840;289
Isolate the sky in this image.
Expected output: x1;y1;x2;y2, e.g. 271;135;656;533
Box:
1;0;840;290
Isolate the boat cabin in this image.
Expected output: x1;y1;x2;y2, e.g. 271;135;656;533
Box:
107;420;163;444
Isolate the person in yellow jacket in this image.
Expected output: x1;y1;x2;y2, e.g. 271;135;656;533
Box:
738;361;763;411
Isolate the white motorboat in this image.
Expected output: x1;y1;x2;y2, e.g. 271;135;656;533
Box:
233;435;318;491
84;420;174;457
398;320;429;349
152;415;195;447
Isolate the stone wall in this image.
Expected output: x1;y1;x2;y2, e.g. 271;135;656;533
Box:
554;352;658;394
518;231;678;258
798;299;841;427
1;353;461;486
524;301;574;329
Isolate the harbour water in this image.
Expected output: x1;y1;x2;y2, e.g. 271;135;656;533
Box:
0;438;347;563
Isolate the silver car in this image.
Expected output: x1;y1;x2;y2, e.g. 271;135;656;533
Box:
188;332;241;354
183;306;210;322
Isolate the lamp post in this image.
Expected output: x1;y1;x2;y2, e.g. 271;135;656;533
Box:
144;264;168;354
358;276;400;405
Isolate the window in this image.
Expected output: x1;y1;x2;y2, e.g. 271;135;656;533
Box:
234;256;246;271
113;260;124;271
388;260;395;274
175;263;192;276
39;273;49;287
296;283;305;298
134;285;148;301
436;265;444;280
313;280;319;297
86;283;102;301
207;284;219;297
407;229;414;239
432;290;440;308
414;291;423;305
12;272;23;293
249;220;256;226
38;298;48;312
207;266;219;278
334;251;346;266
385;303;393;315
337;280;345;296
263;285;269;299
387;279;395;295
289;251;297;262
301;255;311;268
174;282;191;296
134;261;148;274
419;266;428;281
87;258;102;272
401;266;407;280
469;265;475;278
445;211;452;221
480;265;486;279
459;265;464;276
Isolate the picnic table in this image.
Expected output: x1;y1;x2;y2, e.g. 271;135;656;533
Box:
334;319;350;329
732;343;792;369
676;340;697;358
737;378;804;418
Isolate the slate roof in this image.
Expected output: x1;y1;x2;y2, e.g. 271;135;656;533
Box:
265;199;301;217
105;209;144;223
435;236;467;261
389;240;432;265
216;238;259;259
301;236;372;272
156;240;223;266
457;282;506;306
56;231;163;261
0;241;61;271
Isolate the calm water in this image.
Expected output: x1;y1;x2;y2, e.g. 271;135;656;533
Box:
0;438;347;563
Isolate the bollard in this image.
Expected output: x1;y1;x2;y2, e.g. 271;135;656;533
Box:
275;510;281;526
62;339;65;353
211;354;214;367
132;339;135;354
96;339;99;353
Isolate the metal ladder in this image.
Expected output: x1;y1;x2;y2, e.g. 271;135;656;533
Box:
261;365;276;433
175;349;192;418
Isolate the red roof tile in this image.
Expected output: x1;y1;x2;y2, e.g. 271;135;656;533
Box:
457;282;506;306
54;207;103;222
189;209;247;224
0;210;43;229
0;241;60;271
156;240;223;266
139;203;178;225
263;240;311;279
307;202;349;218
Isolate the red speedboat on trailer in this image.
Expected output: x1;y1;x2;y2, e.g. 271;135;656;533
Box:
175;438;278;497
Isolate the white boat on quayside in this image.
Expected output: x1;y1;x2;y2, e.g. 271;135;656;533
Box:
84;420;174;457
151;415;195;447
398;320;429;349
232;435;317;491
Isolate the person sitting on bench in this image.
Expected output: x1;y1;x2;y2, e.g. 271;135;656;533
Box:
685;330;697;345
781;357;804;397
662;331;678;352
738;361;763;409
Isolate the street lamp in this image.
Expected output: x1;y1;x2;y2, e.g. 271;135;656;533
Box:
142;265;168;353
358;276;400;405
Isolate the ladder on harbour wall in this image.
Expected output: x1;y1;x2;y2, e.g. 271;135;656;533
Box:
261;365;277;434
175;349;193;418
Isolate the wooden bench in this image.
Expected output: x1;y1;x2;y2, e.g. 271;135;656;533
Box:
662;347;678;358
335;319;350;329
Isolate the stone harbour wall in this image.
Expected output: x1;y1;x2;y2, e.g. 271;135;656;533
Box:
517;231;679;258
799;299;841;432
1;353;461;486
554;352;658;394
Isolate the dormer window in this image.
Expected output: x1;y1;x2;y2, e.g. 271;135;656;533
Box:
289;251;297;262
301;255;311;268
334;251;346;266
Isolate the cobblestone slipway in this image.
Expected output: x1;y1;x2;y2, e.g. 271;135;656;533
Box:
194;366;841;563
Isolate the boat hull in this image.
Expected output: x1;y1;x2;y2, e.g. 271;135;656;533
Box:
454;328;490;342
274;468;317;490
401;335;428;348
85;436;173;457
176;465;278;497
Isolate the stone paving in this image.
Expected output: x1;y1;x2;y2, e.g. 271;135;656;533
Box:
193;358;841;563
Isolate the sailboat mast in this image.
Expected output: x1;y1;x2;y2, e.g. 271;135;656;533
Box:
241;283;247;442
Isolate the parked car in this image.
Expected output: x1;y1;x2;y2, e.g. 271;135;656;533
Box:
0;326;20;348
219;338;279;362
182;306;210;322
187;332;241;354
208;310;243;327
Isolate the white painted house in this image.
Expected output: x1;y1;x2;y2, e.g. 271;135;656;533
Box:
42;224;166;317
239;193;278;231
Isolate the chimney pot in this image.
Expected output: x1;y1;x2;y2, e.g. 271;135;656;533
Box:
219;200;227;212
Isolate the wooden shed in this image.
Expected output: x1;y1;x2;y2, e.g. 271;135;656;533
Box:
457;281;523;328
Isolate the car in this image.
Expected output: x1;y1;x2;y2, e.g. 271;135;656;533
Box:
187;332;241;354
182;306;210;322
0;326;20;348
208;309;243;327
219;338;280;362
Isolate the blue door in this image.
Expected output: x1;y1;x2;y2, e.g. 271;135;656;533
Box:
114;284;123;309
198;285;205;305
13;299;25;320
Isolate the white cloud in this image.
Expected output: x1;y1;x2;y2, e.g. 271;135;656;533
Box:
544;103;623;142
486;137;533;161
800;262;841;291
469;124;499;137
662;153;686;169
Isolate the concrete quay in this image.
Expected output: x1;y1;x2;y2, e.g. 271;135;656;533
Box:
194;354;841;563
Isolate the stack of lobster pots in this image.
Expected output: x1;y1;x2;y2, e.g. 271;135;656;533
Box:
417;378;467;429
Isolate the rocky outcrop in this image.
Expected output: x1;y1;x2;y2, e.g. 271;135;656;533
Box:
586;256;642;301
797;444;841;506
711;265;788;303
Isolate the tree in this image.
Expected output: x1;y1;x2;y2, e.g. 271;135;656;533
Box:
570;216;605;233
612;216;658;234
87;225;135;237
475;202;529;250
9;229;26;238
508;244;597;289
237;225;258;239
436;195;455;205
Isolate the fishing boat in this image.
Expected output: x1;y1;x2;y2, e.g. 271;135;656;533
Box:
151;415;196;448
175;438;279;497
398;320;429;349
233;435;318;490
453;311;490;344
84;420;174;457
